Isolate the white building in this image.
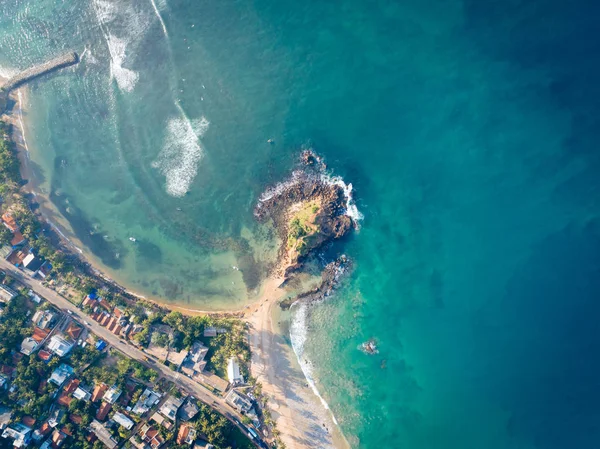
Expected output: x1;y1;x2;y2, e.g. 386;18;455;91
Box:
225;389;253;413
132;389;161;416
20;337;38;355
0;285;17;303
113;412;135;430
73;387;91;402
48;335;74;357
159;396;184;422
1;423;31;448
103;386;122;404
227;357;244;384
49;364;74;386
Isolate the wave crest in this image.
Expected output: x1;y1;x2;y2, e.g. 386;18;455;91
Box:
152;116;209;197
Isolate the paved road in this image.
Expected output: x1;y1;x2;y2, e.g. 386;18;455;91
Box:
0;259;264;447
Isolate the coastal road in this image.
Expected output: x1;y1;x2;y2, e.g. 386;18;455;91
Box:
0;260;265;448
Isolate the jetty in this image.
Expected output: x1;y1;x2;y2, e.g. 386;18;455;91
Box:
1;52;79;111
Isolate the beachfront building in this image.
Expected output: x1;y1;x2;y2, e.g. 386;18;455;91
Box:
227;357;244;385
113;412;135;430
0;285;17;303
23;253;43;274
181;342;208;377
225;390;253;414
48;335;74;357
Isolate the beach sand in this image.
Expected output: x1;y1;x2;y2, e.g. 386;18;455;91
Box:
248;275;349;449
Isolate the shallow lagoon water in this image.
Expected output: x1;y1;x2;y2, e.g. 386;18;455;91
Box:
2;0;600;447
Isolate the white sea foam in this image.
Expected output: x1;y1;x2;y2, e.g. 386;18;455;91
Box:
290;302;340;427
321;174;364;224
106;34;139;92
152;115;209;197
92;0;118;24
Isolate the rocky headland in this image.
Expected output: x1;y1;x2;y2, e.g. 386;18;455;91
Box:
255;149;357;302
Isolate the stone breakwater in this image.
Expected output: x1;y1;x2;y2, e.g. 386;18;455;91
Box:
1;52;79;112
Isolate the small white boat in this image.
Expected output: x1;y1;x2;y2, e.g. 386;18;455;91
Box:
129;237;136;242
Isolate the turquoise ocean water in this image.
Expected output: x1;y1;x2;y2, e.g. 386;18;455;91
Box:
2;0;600;447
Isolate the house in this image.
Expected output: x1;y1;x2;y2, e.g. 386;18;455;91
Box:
0;407;12;430
226;357;244;385
32;422;51;440
10;231;25;247
82;295;96;308
1;423;31;448
32;327;50;345
132;389;161;416
194;443;215;449
32;310;56;330
0;284;17;303
166;348;189;368
37;350;53;362
48;409;65;429
0;374;8;389
48;335;74;357
150;412;169;430
73;386;91;402
181;342;208;377
138;424;164;449
49;364;74;386
64;321;84;340
1;213;19;233
176;423;196;445
20;337;38;355
63;378;80;395
178;397;199;421
103;386;121;404
113;412;134;430
23;253;43;274
95;402;112;421
225;389;253;413
48;429;66;448
91;383;108;402
28;290;42;304
159;396;184;422
89;420;118;449
95;340;107;351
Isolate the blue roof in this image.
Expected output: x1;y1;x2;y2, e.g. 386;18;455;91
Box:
96;340;106;350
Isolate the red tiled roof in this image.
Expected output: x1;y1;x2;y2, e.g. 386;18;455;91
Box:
176;424;190;445
60;426;73;437
32;327;50;343
6;249;27;265
98;298;112;311
57;393;72;407
22;416;36;427
82;296;94;307
69;414;83;425
63;378;80;395
38;422;52;436
65;322;83;340
100;314;111;326
91;383;108;402
1;213;19;233
112;324;122;336
86;433;97;443
38;350;52;361
0;365;14;377
95;402;112;421
106;318;117;332
10;231;25;246
113;308;123;318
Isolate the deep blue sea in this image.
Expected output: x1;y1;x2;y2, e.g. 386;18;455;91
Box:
2;0;600;447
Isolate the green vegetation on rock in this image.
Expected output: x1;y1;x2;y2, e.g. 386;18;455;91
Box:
286;201;320;256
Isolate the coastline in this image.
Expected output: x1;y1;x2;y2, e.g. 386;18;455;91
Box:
5;85;350;449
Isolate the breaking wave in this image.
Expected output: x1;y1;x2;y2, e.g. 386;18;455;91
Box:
152;115;209;197
290;302;340;427
106;34;139;92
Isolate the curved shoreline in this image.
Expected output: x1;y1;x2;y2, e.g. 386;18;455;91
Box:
5;85;351;449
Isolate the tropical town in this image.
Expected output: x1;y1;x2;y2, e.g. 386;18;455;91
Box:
0;120;276;449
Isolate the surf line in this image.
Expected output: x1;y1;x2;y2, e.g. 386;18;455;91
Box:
149;0;169;38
